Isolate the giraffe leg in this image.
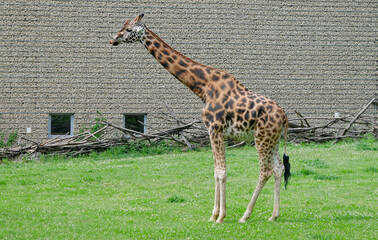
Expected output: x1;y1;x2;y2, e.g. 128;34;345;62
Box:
269;145;284;222
239;142;273;223
216;170;227;223
209;174;220;222
239;170;271;223
208;131;227;223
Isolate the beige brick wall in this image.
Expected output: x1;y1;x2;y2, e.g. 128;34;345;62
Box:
1;0;377;141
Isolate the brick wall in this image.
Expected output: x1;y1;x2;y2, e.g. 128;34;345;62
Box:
1;0;376;140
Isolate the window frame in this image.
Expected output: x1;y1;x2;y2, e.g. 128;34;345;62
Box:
123;113;147;134
48;113;74;138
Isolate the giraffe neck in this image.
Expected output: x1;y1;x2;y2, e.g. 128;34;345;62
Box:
142;27;210;100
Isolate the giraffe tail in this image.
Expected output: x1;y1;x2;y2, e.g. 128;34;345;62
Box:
283;114;291;189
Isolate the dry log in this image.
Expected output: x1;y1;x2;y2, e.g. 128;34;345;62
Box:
288;118;341;133
163;102;196;150
294;110;311;127
340;97;376;136
226;141;246;149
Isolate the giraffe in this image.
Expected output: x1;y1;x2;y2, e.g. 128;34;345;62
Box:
109;13;291;223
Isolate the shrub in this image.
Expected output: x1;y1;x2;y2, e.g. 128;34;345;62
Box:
0;130;18;148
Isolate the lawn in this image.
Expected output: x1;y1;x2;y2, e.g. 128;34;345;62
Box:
0;137;376;239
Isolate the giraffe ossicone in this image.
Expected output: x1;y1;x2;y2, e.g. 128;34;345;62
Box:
110;13;291;224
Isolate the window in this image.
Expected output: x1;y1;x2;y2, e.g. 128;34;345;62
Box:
49;114;74;138
124;114;147;134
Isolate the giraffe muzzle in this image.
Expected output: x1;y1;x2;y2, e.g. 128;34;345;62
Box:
109;39;119;46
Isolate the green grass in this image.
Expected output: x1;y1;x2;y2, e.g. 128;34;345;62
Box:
0;137;377;239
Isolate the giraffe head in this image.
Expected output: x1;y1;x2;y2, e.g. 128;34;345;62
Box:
109;13;145;46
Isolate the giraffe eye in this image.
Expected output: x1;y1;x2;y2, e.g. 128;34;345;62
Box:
126;28;132;32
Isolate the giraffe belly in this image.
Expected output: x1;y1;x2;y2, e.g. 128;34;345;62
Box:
224;124;255;143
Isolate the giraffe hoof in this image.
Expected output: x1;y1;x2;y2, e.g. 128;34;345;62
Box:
268;216;277;222
239;218;246;223
208;217;217;222
216;219;224;224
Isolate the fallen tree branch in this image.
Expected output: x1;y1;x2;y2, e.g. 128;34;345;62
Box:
295;110;311;127
340;97;376;136
0;98;376;161
226;141;246;149
288;118;341;133
164;102;195;150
